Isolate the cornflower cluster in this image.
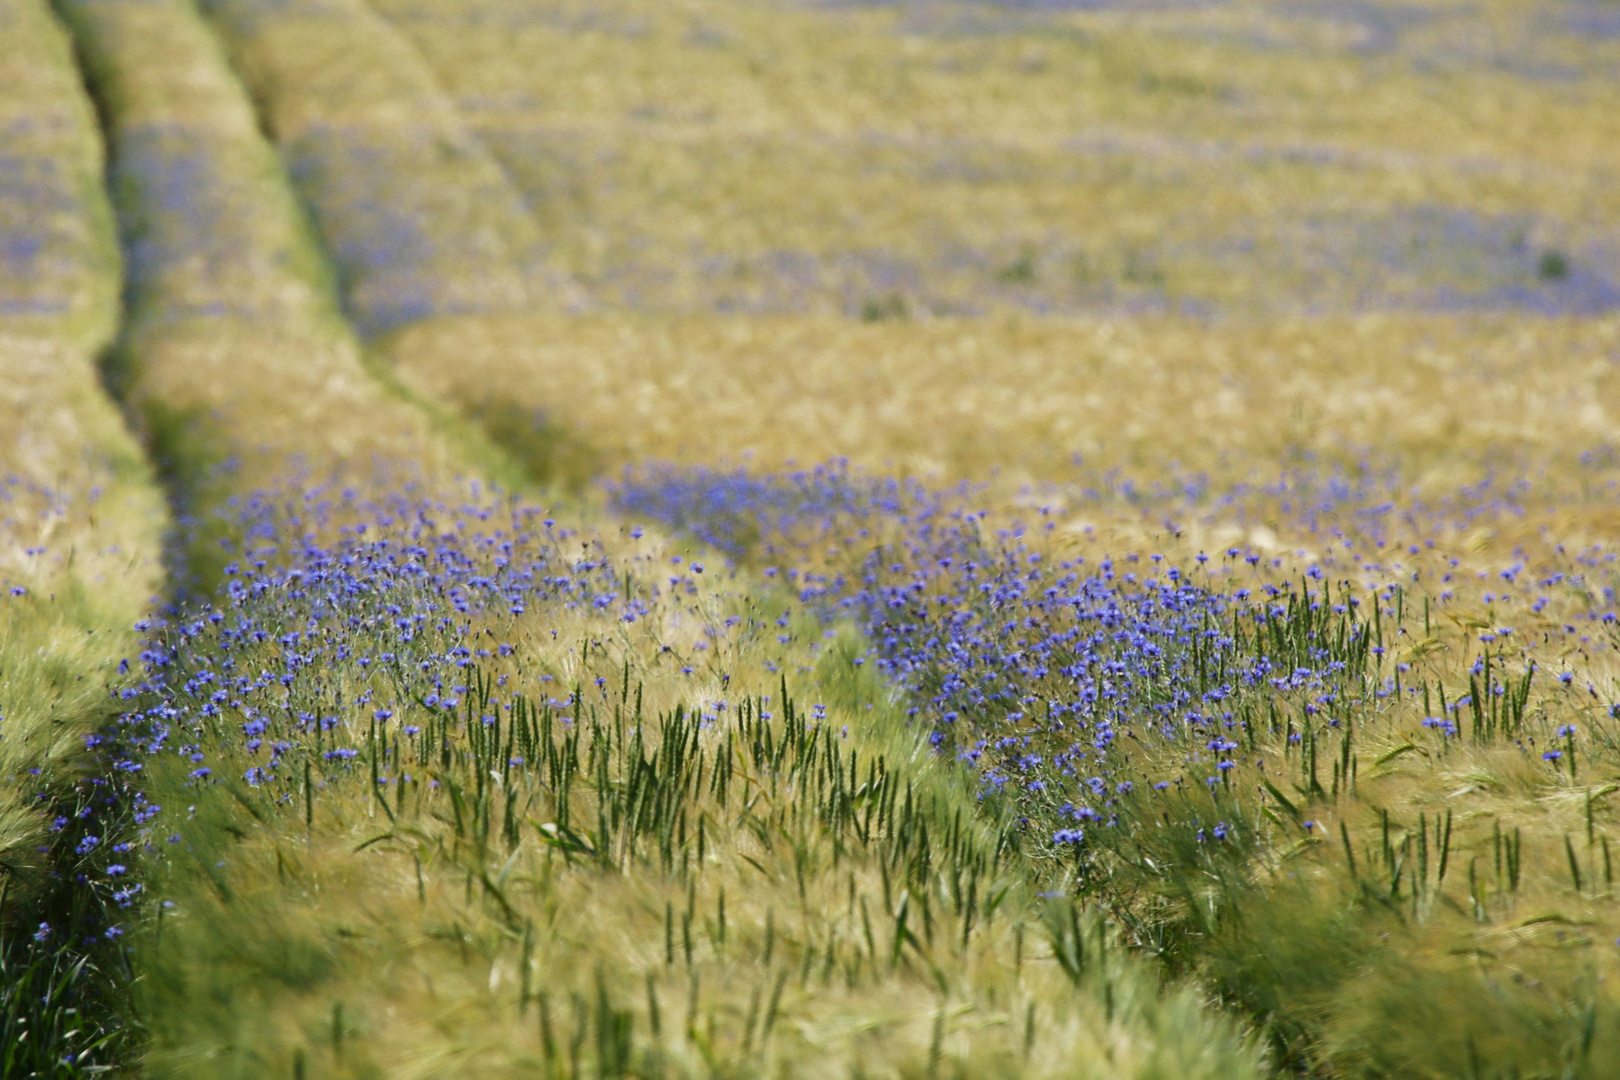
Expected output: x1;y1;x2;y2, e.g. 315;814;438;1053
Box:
611;465;1373;847
111;490;642;879
608;459;956;560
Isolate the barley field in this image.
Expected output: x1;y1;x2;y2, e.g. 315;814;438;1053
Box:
3;0;1620;1077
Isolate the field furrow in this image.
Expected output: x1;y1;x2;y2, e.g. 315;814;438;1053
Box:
56;0;478;580
195;0;581;336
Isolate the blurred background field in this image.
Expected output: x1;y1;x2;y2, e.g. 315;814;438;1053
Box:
5;0;1620;1075
365;0;1620;318
390;311;1620;484
198;0;581;336
347;0;1620;543
166;0;1620;504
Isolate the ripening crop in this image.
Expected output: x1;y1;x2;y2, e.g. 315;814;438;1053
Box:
4;0;1620;1077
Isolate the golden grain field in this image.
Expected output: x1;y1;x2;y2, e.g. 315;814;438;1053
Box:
6;0;1620;1076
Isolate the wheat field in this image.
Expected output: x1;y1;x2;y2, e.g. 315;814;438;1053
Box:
3;0;1620;1076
